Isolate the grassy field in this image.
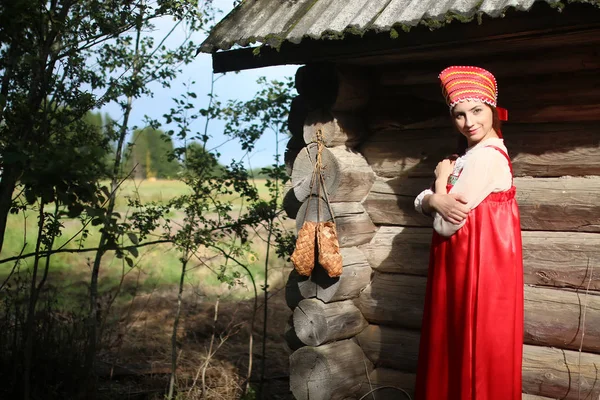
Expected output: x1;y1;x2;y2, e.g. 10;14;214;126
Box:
2;178;293;305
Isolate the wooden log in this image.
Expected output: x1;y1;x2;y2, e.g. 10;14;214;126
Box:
282;183;302;220
287;95;309;137
522;345;600;399
522;231;600;290
290;144;336;201
361;227;600;291
357;324;600;400
291;144;375;203
358;273;426;330
362;177;434;227
303;109;365;147
375;70;600;110
284;133;305;176
517;177;600;232
356;371;556;400
294;66;306;96
296;200;377;247
525;286;600;354
284;248;372;306
356;368;415;400
522;395;556;400
370;102;600;128
285;270;317;309
357;324;420;372
293;298;368;346
368;68;600;128
360;122;600;178
314;247;372;303
359;272;600;354
363;176;600;232
377;45;600;86
284;315;305;353
289;339;373;400
360;226;431;276
297;63;372;111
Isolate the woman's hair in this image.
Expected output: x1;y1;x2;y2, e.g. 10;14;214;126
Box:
455;104;502;155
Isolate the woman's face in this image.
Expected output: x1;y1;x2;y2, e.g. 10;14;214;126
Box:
451;100;497;146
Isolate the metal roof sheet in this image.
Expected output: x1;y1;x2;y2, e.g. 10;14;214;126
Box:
200;0;590;53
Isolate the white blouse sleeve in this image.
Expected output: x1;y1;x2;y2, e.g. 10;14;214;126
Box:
433;147;512;237
414;188;434;215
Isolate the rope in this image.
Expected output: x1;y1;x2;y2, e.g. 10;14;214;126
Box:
303;129;336;224
302;145;318;223
315;129;336;223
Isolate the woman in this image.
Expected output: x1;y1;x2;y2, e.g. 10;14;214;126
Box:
413;66;524;400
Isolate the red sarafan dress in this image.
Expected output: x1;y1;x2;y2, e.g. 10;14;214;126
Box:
415;146;524;400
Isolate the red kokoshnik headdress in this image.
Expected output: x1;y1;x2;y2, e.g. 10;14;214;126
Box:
439;65;508;122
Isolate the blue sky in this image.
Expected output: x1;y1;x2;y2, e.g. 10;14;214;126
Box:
99;0;298;168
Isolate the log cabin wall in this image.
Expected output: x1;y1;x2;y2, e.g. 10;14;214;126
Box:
356;42;600;399
284;64;379;400
285;42;600;399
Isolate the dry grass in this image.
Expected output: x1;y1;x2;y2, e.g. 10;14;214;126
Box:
96;280;294;399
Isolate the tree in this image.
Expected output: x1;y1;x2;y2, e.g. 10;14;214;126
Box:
0;0;144;255
126;128;181;179
0;1;215;398
185;141;225;177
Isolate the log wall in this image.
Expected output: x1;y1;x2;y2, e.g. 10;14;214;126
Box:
284;64;378;400
351;41;600;399
285;40;600;399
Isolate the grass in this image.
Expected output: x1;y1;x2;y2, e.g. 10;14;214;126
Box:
1;178;292;306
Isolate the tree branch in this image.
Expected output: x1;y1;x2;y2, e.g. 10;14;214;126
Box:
0;239;173;265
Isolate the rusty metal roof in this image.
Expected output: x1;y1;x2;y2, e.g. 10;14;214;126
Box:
200;0;587;53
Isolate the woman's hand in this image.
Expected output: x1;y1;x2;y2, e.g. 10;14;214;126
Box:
435;159;455;181
429;193;470;225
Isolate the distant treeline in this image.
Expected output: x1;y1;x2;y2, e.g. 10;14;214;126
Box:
88;112;246;180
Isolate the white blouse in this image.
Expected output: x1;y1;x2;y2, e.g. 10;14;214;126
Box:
414;138;512;237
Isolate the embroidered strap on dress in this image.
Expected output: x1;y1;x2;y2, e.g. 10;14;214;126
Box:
485;145;513;185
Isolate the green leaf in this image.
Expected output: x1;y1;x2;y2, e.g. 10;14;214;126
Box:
91;218;103;226
125;257;134;268
128;246;139;258
127;232;139;245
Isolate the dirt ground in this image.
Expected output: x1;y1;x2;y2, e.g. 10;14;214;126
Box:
96;281;295;400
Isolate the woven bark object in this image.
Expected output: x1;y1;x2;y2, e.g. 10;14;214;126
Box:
291;221;318;276
317;221;343;278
